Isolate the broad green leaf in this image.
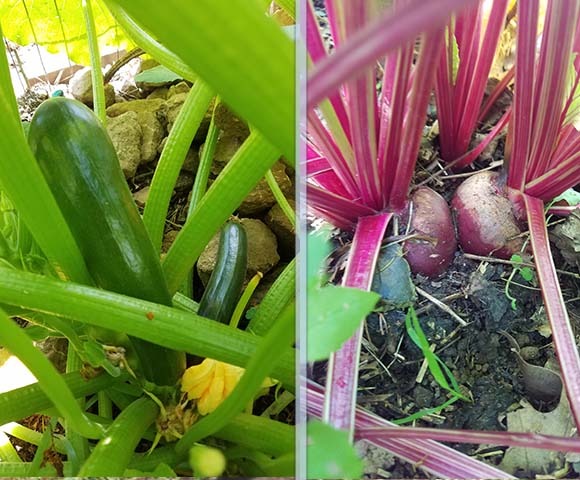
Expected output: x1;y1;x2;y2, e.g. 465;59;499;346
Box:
307;420;364;480
134;64;182;85
308;286;379;362
0;267;295;387
553;188;580;206
307;228;332;291
519;266;534;282
0;0;132;65
107;0;295;162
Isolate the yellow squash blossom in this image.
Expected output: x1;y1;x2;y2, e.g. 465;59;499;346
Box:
181;358;275;415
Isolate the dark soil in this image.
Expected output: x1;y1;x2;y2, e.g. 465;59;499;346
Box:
311;218;580;478
308;8;579;473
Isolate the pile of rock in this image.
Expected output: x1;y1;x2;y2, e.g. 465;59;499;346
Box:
69;61;295;302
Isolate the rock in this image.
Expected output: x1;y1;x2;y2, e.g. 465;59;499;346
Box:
238;162;293;215
240;218;280;279
107;100;166;163
413;384;434;408
213;102;250;139
168;81;191;98
136;110;165;163
69;66;115;107
147;87;169;100
183;148;200;172
249;262;288;307
162;229;179;254
175;171;194;194
107;98;167;118
197;219;280;286
166;92;212;141
166;93;188;131
158;138;200;172
210;131;246;175
550;210;580;271
36;337;68;373
106;111;143;178
133;186;150;207
139;58;160;72
265;199;295;259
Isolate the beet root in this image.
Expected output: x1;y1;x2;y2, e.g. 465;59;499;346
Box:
451;171;524;258
403;187;457;277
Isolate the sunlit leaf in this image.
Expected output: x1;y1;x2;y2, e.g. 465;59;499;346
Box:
1;0;132;65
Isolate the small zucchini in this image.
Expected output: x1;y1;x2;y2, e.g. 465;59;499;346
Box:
198;222;247;324
28;98;184;385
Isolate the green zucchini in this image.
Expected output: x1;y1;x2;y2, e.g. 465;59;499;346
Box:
28;97;185;385
198;221;247;324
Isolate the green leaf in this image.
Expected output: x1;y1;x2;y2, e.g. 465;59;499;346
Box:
519;266;534;282
307;229;331;290
450;29;460;84
0;307;104;439
134;64;183;85
162;131;280;294
307;420;364;480
553;188;580;206
0;0;132;65
0;267;295;387
82;338;122;377
405;306;466;400
308;285;379;362
107;0;294;162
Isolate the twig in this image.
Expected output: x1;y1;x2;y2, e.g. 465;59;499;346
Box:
416;287;468;326
416;344;436;383
437;160;503;180
415;292;465;316
463;253;580;279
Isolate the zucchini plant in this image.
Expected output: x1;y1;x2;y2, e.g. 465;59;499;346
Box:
0;0;295;476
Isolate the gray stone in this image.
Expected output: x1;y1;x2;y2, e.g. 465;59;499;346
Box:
265;199;295;259
106;111;142;178
69;66;115;107
197;219;279;286
238;162;293;215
